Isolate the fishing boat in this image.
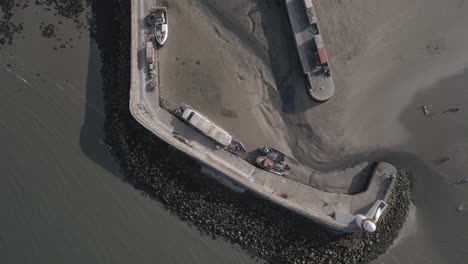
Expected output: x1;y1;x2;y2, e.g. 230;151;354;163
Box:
256;156;290;176
175;103;246;155
259;146;286;162
153;7;168;45
228;139;247;156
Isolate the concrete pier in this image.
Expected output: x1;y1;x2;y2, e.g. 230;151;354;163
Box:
130;0;394;232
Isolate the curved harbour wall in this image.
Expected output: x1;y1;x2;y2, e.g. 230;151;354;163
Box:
130;0;398;233
96;0;411;262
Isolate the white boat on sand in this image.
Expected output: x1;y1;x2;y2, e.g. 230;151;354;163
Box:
152;7;168;45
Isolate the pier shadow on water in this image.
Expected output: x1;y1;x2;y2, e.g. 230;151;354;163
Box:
79;0;122;179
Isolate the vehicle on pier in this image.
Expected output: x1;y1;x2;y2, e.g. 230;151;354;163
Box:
146;41;154;63
313;34;332;76
151;7;168;46
256;156;290;176
259;146;286;162
175;103;246;155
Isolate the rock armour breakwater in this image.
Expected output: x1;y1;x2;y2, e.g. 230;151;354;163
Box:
92;0;410;263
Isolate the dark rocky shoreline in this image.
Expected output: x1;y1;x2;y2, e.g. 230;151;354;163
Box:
0;0;24;46
0;0;90;49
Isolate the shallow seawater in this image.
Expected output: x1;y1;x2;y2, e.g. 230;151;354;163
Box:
0;2;253;264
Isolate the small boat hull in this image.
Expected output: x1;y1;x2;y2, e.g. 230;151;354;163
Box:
227;139;247;156
152;7;168;46
155;24;168;45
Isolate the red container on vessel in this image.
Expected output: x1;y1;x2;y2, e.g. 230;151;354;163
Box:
314;34;328;64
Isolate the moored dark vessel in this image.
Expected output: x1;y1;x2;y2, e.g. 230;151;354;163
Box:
256;156;290;176
259;146;286;162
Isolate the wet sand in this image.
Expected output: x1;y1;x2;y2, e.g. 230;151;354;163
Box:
315;1;468;262
158;0;295;153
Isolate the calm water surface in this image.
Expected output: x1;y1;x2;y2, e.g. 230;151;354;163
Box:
0;4;253;264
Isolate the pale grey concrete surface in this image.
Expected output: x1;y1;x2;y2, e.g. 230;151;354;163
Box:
306;72;335;102
130;0;394;232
